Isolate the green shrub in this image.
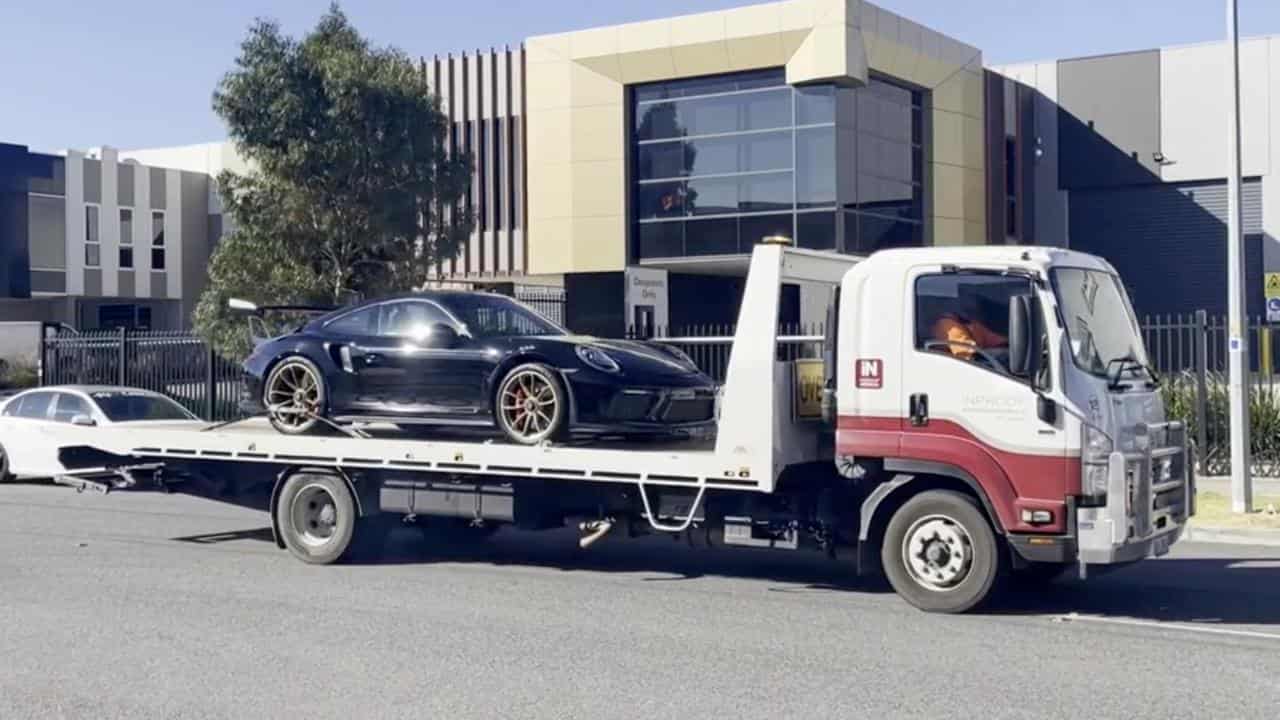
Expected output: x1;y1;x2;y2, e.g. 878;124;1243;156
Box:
0;357;39;390
1162;371;1280;473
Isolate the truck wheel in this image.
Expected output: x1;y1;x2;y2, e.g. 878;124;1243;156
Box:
264;356;327;435
881;490;1001;613
275;472;357;565
495;364;568;445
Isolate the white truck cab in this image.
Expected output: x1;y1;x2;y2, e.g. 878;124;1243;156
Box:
832;245;1190;608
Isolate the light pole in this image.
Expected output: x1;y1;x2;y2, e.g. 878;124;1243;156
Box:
1225;0;1253;513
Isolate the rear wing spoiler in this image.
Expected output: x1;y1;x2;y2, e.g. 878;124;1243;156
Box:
228;298;334;347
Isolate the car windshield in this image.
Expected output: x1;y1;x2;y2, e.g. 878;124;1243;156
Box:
443;294;566;338
1051;268;1150;380
91;392;198;422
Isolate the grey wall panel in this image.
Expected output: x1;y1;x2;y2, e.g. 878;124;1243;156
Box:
117;164;135;207
27;195;66;268
83;268;102;297
83;158;102;204
151;272;167;298
1069;179;1263;317
29;270;66;294
118;271;135;297
1057;50;1161;189
180;171;210;311
150;168;166;209
27;156;65;196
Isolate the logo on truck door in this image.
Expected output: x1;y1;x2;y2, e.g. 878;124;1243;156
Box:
855;359;883;389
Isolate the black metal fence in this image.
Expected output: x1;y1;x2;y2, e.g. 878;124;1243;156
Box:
1141;312;1280;477
512;287;566;326
41;329;244;421
36;312;1278;476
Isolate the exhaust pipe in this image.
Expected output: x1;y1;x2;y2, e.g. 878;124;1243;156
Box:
578;519;614;549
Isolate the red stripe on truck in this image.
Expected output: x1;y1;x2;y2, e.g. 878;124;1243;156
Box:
837;415;1081;534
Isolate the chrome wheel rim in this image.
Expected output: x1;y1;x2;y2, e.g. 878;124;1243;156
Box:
902;514;974;592
266;362;321;430
289;484;339;547
499;370;558;441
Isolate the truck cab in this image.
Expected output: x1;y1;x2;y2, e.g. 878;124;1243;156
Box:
832;246;1190;609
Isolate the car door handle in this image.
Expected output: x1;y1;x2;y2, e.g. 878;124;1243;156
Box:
909;393;929;427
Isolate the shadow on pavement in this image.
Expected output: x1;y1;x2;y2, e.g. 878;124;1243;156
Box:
991;558;1280;626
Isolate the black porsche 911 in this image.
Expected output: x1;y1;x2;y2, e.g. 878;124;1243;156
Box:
237;292;718;444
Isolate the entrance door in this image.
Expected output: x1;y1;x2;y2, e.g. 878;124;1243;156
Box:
633;305;655;339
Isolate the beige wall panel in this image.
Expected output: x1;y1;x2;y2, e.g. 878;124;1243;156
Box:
780;0;822;32
527;106;573;162
569;25;620;59
931;216;965;247
569;63;623;107
528;162;573;219
931;110;984;169
931;67;983;118
618;49;679;84
570;161;626;218
569;104;626;163
525;34;570;64
931;162;967;219
723;2;784;38
527;217;573;275
569;216;627;271
525;60;573;111
725;34;788;71
615;18;673;54
670;41;733;77
669;10;728;46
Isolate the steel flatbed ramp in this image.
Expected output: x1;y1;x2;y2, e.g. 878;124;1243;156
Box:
67;419;760;492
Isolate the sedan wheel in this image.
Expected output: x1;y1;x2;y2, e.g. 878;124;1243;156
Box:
496;364;567;445
0;443;11;482
264;358;326;435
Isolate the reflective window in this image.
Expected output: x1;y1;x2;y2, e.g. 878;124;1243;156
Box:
91;392;197;421
52;393;92;423
378;301;454;339
85;205;100;267
325;306;378;335
151;211;166;270
15;392;55;420
632;71;925;259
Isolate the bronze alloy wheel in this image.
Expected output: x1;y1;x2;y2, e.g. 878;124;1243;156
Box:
265;358;326;434
496;365;565;445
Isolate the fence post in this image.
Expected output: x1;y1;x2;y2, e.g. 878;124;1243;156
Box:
117;327;128;386
1194;309;1209;473
205;347;217;421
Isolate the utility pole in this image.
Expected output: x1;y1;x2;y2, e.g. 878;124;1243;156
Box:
1225;0;1254;513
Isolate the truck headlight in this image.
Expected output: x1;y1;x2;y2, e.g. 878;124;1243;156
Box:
1081;425;1114;504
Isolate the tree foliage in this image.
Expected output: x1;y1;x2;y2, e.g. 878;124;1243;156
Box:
195;4;471;356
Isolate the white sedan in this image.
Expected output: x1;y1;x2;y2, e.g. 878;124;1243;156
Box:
0;386;204;481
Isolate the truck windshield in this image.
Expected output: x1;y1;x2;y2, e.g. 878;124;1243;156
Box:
1051;268;1151;382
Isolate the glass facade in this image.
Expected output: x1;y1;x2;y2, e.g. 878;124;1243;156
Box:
631;69;925;260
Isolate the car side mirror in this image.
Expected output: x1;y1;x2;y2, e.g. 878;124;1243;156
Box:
70;414;96;427
1036;395;1058;424
429;323;460;348
1007;295;1034;377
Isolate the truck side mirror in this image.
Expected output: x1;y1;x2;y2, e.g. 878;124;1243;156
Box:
1007;295;1034;377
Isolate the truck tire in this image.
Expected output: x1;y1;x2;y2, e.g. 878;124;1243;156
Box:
881;490;1002;613
275;471;358;565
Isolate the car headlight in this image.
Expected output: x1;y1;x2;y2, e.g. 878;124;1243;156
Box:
576;345;620;373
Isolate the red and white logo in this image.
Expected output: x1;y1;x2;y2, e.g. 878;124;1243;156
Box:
855;358;883;389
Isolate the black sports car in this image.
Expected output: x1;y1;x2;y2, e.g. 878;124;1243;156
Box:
238;292;718;444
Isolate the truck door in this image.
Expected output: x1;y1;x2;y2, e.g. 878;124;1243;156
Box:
901;267;1068;522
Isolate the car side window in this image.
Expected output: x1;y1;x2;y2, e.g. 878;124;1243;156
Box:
52;393;92;423
914;273;1039;378
325;307;378;335
378;301;452;339
15;392;55;420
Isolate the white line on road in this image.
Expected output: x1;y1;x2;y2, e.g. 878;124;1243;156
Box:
1057;612;1280;641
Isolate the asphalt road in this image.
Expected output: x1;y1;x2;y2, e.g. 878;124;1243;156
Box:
3;482;1280;719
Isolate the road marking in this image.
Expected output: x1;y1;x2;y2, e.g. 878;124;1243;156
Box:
1057;612;1280;641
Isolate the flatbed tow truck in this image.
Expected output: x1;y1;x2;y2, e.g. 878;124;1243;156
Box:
50;241;1191;613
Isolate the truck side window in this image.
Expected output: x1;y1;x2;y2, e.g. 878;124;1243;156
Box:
915;273;1044;382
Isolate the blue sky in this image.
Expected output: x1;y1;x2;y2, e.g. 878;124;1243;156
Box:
4;0;1279;154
